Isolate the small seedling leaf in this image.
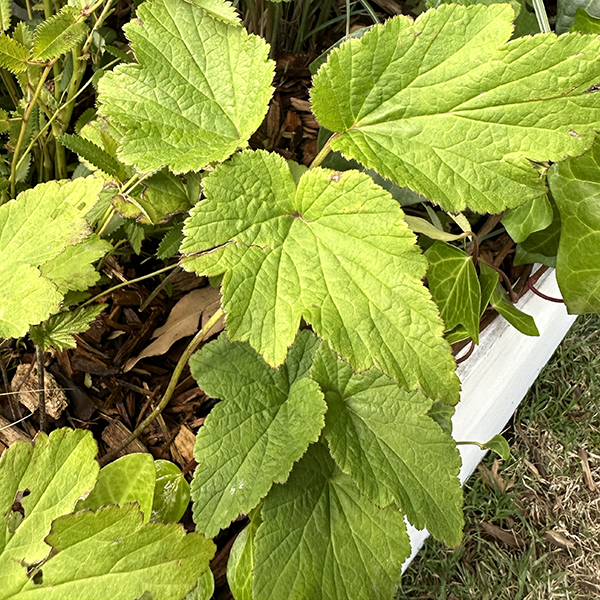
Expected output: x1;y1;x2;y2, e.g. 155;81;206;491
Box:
426;242;481;343
151;460;191;524
76;453;156;522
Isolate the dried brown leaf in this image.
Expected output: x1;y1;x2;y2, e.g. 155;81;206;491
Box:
124;288;224;372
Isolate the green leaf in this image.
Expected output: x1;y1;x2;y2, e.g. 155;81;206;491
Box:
158;225;184;260
548;142;600;313
227;509;260;600
0;0;11;32
405;216;467;242
151;459;190;524
502;195;553;244
479;262;500;314
29;304;106;351
98;0;274;173
33;6;87;61
427;400;455;436
571;6;600;31
185;570;215;600
513;196;561;268
10;504;215;600
312;4;600;214
39;234;111;294
187;0;241;24
254;443;411;600
490;282;539;336
182;150;459;403
189;330;326;537
482;433;511;460
76;454;156;523
426;241;481;343
114;170;192;224
59;134;124;179
0;34;29;73
0;177;104;338
557;0;600;32
312;344;464;546
0;429;99;597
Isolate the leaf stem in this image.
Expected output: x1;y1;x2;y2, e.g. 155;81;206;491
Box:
98;307;224;466
80;263;179;308
309;135;336;169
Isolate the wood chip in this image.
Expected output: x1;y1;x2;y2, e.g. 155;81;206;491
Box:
290;97;312;112
11;363;68;420
0;414;32;447
173;424;196;464
479;521;523;549
101;420;147;458
578;447;597;492
544;529;575;550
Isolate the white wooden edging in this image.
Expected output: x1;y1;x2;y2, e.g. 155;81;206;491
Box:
402;268;578;571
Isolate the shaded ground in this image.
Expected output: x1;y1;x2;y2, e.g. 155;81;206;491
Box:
398;314;600;600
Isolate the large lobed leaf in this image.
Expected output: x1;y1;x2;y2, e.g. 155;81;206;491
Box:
189;330;326;537
0;177;106;339
311;4;600;214
181;150;459;403
0;429;214;600
98;0;274;173
548;141;600;312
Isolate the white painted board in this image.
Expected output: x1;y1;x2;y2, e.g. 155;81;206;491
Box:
402;268;578;571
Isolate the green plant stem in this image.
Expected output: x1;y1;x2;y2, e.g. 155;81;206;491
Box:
81;0;116;56
12;58;120;180
309;135;336;169
36;345;46;433
98;307;225;467
139;266;182;312
531;0;551;33
80;264;180;308
358;0;379;23
24;0;33;19
10;64;53;197
345;0;351;37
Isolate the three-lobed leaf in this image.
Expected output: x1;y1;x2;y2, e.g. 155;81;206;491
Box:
189;330;326;537
312;4;600;214
98;0;274;173
182;150;459;403
548;141;600;312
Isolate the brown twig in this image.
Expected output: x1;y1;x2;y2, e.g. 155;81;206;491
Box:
0;345;20;421
139;266;182;312
99;307;224;466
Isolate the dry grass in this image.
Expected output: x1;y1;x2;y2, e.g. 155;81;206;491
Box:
397;314;600;600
